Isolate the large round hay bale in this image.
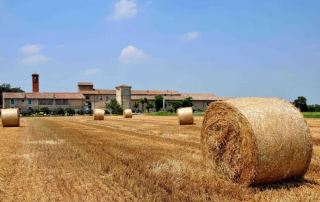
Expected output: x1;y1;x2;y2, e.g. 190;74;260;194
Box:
177;107;194;125
93;109;105;120
124;109;133;118
1;108;20;127
201;98;312;185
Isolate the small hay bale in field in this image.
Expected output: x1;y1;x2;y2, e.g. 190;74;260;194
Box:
201;97;312;185
93;109;105;120
177;107;194;125
1;108;20;127
123;109;133;118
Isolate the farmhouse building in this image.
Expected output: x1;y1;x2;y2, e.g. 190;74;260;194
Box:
2;74;220;112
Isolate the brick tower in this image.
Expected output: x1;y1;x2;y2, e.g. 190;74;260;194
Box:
32;73;39;92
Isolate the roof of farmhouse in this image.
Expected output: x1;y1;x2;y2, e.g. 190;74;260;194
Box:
3;92;85;100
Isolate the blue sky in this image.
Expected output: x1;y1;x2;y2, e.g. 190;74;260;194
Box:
0;0;319;104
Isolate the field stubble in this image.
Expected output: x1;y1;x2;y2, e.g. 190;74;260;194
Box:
0;116;319;201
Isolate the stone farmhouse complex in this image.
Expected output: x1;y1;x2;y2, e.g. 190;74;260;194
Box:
2;74;221;112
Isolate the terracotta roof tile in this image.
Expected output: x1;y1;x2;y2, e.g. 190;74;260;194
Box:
3;92;84;100
81;89;116;95
131;93;221;101
2;92;25;99
131;90;180;96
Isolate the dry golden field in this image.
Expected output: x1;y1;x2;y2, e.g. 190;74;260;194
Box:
0;116;319;201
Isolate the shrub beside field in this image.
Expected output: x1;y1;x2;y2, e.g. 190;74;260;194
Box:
303;112;320;118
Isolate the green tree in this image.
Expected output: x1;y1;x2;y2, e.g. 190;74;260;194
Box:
182;97;193;107
133;102;139;109
155;95;164;111
170;100;183;112
0;83;24;107
65;108;75;116
147;102;154;112
139;98;146;112
293;96;308;112
106;98;123;115
40;107;50;115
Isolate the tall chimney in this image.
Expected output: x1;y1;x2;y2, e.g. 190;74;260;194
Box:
32;73;39;92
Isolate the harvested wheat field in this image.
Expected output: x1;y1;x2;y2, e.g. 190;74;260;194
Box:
0;116;319;201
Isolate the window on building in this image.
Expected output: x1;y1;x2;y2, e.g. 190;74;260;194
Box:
28;99;32;105
10;99;15;105
39;99;54;105
100;96;103;101
56;99;69;105
22;99;25;103
85;96;90;100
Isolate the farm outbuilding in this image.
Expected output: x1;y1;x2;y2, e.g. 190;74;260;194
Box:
2;74;221;112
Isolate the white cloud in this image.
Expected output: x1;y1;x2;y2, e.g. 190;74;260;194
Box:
19;44;51;65
119;45;148;62
181;32;201;41
109;0;137;20
20;54;50;65
83;68;100;76
19;44;42;55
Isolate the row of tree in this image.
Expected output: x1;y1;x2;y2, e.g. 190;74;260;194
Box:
293;96;320;112
133;96;193;113
20;107;81;116
105;96;194;115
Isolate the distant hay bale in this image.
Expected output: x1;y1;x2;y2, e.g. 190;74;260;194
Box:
201;98;312;185
1;108;20;127
93;109;105;120
177;107;194;125
124;109;133;118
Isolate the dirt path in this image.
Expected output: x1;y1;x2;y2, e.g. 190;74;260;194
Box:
0;116;319;201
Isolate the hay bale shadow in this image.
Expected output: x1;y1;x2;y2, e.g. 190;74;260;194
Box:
252;178;318;191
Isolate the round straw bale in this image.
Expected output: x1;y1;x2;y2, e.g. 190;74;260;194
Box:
93;109;105;120
201;97;312;185
177;107;194;125
124;109;133;118
1;108;20;127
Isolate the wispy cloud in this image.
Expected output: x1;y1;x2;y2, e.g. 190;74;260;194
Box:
181;32;201;41
83;68;100;76
119;45;148;62
19;44;51;65
20;54;50;65
20;44;42;55
109;0;137;20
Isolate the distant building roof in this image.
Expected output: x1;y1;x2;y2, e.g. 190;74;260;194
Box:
131;93;221;101
131;90;180;96
116;84;132;88
3;92;85;100
78;82;93;86
2;92;25;99
81;89;116;95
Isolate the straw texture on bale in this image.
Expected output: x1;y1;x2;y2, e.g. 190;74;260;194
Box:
201;98;312;185
1;108;20;127
124;109;133;118
177;107;194;125
93;109;105;120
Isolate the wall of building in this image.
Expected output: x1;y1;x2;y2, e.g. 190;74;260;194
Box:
116;87;131;110
84;94;116;110
3;99;84;110
78;85;93;91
